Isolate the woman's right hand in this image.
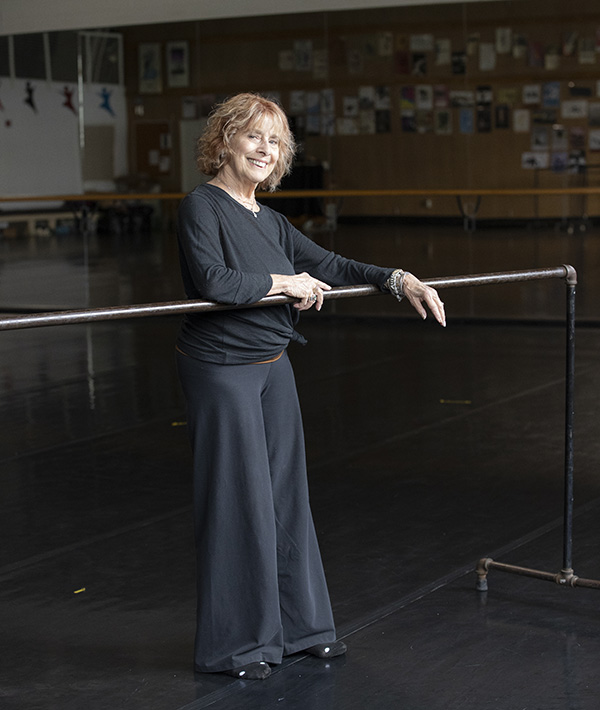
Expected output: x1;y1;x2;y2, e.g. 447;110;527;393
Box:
269;273;332;311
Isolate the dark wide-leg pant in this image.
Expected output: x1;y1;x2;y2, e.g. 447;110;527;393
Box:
177;350;336;673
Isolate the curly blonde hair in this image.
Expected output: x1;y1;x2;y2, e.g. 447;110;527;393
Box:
196;93;297;192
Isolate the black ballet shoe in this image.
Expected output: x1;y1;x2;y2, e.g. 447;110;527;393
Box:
224;661;271;680
305;641;347;658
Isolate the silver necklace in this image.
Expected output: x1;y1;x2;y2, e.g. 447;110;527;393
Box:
215;179;259;217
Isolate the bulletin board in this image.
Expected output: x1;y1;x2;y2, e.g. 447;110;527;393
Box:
121;0;600;218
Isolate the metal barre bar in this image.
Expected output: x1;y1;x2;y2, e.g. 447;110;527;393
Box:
0;266;572;332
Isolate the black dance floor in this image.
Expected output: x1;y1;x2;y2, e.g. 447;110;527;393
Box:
1;223;600;709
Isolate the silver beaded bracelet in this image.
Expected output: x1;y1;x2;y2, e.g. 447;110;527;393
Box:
385;268;407;302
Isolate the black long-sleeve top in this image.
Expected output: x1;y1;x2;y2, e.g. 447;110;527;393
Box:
177;183;394;364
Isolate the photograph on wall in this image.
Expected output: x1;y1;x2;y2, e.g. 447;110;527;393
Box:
569;126;586;150
278;50;295;72
347;48;364;75
378;31;394;57
294;40;313;71
306;92;321;117
336;117;359;135
531;126;549;150
416;110;432;133
589;102;600;126
320;113;335;136
551;152;568;172
450;90;474;107
479;42;496;71
533;109;557;125
513;108;530;133
139;43;162;94
561;100;587;119
568;150;586;173
434;109;452;135
512;34;528;59
589;129;600;151
289;90;306;114
416;85;433;110
400;85;415;110
495;27;512;54
306;114;320;136
313;49;329;80
451;51;466;74
467;33;480;56
409;34;434;52
166;42;189;88
359;86;375;110
435;39;451;66
544;48;560;71
459;108;474;134
528;42;544;68
343;96;359;117
412;53;427;76
359;110;376;134
495;104;510;128
401;110;416;132
523;84;541;105
497;87;518;105
578;38;596;64
552;125;569;151
394;50;410;74
476;108;491;132
568;84;591;97
321;88;335;114
562;31;578;57
542;82;560;108
434;85;449;107
375;86;391;110
521;151;549;169
476;85;493;106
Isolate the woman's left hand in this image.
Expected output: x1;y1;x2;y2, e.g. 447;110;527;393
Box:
402;272;446;327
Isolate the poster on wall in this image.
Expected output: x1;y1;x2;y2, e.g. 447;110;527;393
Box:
435;39;451;66
139;43;162;94
495;105;510;128
531;126;549;150
513;108;530;133
523;84;541;105
412;53;427;76
521;152;549;169
479;43;496;71
561;100;587;119
166;42;189;88
552;125;568;151
451;52;466;74
459;108;474;134
551;152;568;172
495;27;512;54
416;85;433;110
434;109;452;134
589;130;600;151
589;102;600;126
542;82;560;108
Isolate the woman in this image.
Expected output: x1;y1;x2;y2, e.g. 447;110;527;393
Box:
176;93;445;680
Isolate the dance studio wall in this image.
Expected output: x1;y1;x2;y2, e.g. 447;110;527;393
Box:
0;79;127;209
120;0;600;219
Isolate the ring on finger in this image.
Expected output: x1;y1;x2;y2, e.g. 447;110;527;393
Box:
310;294;318;302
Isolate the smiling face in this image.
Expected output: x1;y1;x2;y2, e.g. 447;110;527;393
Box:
221;114;281;193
